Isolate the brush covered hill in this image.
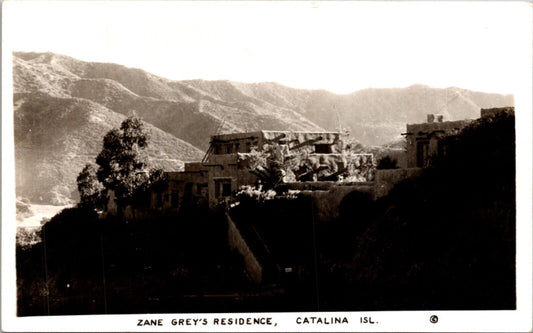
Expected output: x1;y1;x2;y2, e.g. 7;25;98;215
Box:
12;51;514;204
14;93;204;205
15;52;514;149
13;52;323;151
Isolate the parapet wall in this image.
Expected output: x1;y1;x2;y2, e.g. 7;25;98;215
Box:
283;182;375;223
481;107;514;119
226;212;263;284
374;168;423;199
283;181;374;192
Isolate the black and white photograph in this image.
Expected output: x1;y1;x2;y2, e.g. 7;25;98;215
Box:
2;1;532;331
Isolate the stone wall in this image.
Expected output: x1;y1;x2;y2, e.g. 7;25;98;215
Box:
226;212;263;284
374;168;423;199
207;168;258;207
284;182;374;223
481;107;514;119
150;171;209;212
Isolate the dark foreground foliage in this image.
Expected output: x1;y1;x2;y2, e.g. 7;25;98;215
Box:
16;206;257;315
321;111;516;310
231;112;515;311
17;112;515;314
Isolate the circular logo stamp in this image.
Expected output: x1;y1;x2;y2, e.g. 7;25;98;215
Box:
430;315;439;324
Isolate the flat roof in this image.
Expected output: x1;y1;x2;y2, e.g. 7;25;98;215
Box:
211;130;345;140
406;119;474;127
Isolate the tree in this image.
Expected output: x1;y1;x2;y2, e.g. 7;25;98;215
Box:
92;116;162;207
76;163;104;208
240;141;376;189
347;111;516;310
376;156;398;170
243;143;298;189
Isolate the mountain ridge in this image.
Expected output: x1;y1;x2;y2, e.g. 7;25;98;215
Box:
14;91;204;205
12;51;514;204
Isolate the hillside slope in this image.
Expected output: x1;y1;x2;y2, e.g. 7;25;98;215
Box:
14;52;323;150
12;51;513;204
15;52;514;148
224;82;513;144
14;93;203;204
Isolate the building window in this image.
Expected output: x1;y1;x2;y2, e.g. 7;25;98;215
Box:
416;140;429;168
215;179;232;198
171;190;179;207
315;144;332;154
234;143;240;153
437;140;447;158
214;144;222;155
185;182;193;197
222;183;232;197
197;183;208;197
225;144;232;154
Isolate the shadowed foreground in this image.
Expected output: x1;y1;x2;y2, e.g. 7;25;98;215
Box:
17;112;515;315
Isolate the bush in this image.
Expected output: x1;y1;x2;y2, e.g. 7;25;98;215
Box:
347;111;516;310
16;227;41;250
16;198;34;222
376;156;398;169
235;185;276;202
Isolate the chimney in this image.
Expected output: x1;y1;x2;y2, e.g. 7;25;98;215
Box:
427;114;444;123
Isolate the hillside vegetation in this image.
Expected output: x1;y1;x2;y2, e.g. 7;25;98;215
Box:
322;111;516;310
16;111;515;314
14;93;203;204
227;111;516;311
12;52;513;204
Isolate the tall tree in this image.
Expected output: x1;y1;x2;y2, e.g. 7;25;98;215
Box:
94;116;161;207
76;163;104;208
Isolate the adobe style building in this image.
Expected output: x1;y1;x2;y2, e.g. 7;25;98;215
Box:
403;107;514;168
403;114;473;168
148;130;364;211
107;106;514;219
374;106;514;198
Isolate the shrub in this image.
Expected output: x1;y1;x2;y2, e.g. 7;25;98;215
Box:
376;156;398;169
235;185;276;203
16;227;41;250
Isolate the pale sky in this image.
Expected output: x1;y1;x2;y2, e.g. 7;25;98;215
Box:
2;1;531;94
